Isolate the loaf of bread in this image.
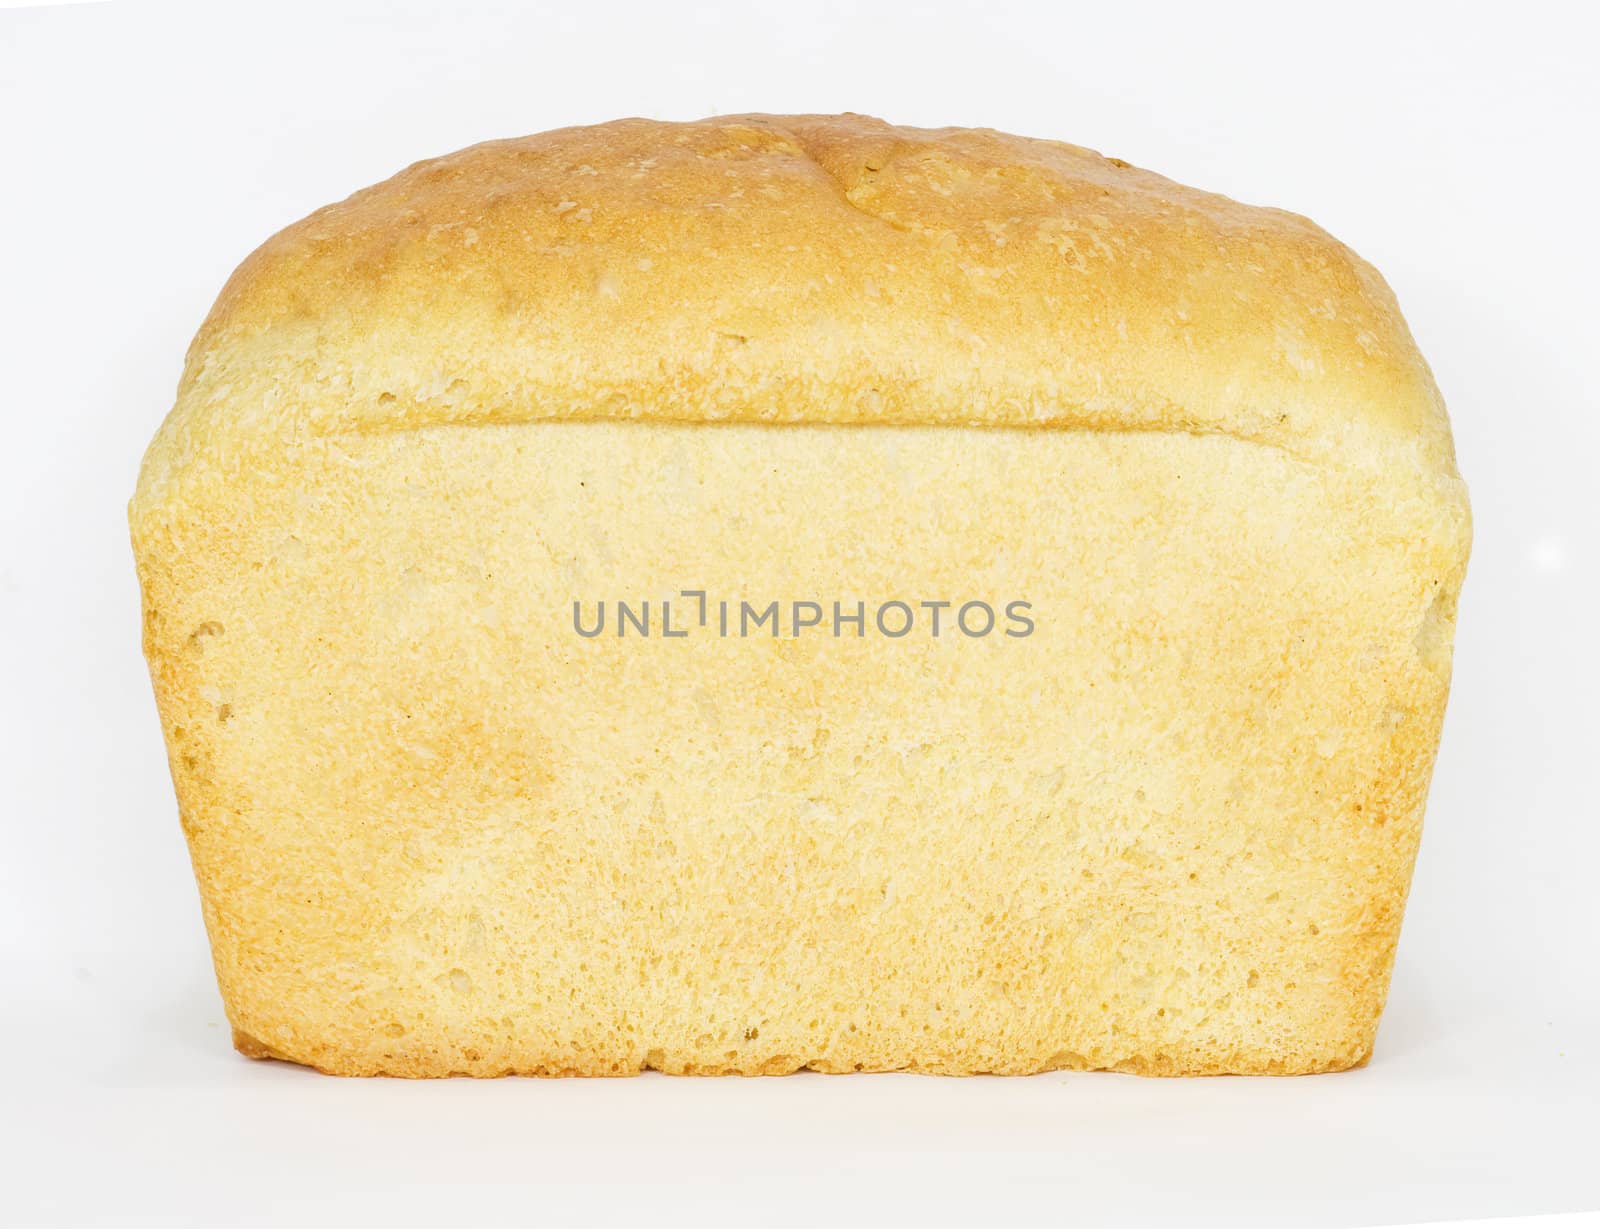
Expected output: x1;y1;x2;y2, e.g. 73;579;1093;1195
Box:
131;114;1470;1076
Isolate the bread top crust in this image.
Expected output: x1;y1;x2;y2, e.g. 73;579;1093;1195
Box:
134;114;1466;524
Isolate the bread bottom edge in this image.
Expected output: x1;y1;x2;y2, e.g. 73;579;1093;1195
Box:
229;1027;1372;1079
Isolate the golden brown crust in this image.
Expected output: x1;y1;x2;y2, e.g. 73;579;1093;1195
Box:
134;113;1463;530
133;116;1470;1079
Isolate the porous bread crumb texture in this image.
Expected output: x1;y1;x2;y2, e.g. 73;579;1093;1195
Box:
131;115;1470;1077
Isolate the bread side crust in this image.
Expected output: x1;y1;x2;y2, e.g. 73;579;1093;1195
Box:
139;420;1464;1078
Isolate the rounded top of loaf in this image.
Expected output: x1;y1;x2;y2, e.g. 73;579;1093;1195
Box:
135;113;1466;521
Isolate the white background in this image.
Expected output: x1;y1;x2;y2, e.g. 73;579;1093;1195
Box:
2;1;1597;1225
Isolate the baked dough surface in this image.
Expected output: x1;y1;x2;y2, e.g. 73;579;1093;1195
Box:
132;116;1470;1076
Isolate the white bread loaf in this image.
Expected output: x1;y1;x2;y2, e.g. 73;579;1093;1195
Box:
131;114;1470;1076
